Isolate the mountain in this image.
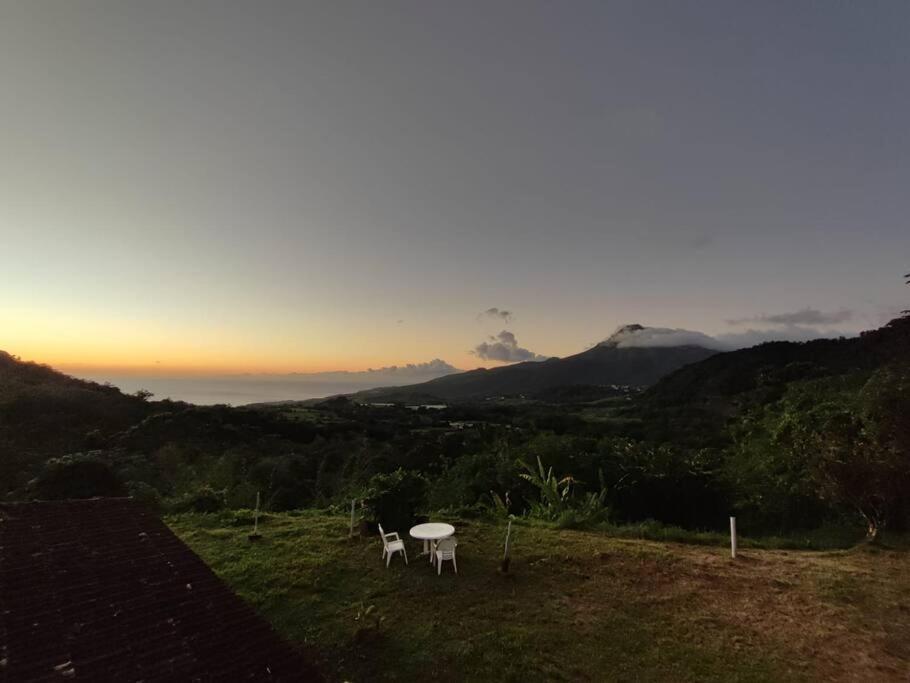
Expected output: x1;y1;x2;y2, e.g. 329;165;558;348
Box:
645;315;910;408
0;351;156;453
0;351;162;492
355;325;721;403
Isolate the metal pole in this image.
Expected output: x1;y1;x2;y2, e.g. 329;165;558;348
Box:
730;516;737;559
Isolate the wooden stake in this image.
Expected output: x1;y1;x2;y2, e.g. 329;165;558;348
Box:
501;520;512;573
730;516;737;559
248;491;262;541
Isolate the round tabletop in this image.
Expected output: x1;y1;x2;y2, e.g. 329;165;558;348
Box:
409;523;455;541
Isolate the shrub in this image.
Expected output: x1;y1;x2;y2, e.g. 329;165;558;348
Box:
127;480;162;513
226;481;259;509
31;454;126;500
170;485;225;513
361;469;427;532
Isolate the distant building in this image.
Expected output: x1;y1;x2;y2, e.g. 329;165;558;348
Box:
0;498;320;681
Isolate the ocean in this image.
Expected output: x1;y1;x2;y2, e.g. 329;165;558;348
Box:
74;375;387;406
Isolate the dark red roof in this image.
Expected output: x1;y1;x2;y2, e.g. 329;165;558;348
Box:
0;498;321;681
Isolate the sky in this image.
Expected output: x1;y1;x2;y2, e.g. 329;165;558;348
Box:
2;1;909;376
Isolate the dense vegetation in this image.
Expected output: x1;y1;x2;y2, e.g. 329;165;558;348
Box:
2;314;908;543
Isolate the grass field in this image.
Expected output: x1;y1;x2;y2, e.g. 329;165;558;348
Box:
169;511;910;682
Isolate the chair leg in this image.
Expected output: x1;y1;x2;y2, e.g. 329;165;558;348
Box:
386;551;392;567
453;555;457;574
438;557;442;575
403;547;408;564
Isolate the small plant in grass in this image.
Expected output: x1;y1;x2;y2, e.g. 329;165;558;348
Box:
352;602;386;644
489;490;511;517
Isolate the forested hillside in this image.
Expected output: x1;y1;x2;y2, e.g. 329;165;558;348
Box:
0;352;159;492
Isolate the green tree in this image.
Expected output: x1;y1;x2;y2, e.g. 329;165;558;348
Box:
782;368;910;540
362;469;427;532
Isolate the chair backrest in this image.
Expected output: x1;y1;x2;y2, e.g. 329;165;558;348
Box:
437;537;457;554
378;523;388;548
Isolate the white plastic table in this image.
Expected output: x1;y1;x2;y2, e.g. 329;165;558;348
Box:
409;523;455;565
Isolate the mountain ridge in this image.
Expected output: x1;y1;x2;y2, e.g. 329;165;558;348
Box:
354;325;720;403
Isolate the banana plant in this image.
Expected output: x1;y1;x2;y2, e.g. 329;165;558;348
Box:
518;456;609;522
518;455;578;519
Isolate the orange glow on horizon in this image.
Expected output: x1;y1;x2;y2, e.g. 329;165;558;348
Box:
2;305;468;376
13;353;423;377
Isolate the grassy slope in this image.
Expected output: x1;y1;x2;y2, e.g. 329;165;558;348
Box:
169;512;910;682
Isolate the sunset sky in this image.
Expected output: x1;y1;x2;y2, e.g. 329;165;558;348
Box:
2;1;909;375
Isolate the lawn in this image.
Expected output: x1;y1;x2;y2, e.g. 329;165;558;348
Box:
168;511;910;682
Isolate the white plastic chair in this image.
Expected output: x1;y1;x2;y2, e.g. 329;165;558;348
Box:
378;523;408;567
435;537;457;575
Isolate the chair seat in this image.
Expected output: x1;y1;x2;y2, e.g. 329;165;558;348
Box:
387;539;405;551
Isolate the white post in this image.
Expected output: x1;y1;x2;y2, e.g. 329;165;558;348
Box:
254;491;260;534
730;516;737;559
349;499;356;537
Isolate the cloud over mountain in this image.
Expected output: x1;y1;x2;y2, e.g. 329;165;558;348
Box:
715;326;853;348
472;330;547;363
600;323;856;352
727;308;853;326
601;325;728;350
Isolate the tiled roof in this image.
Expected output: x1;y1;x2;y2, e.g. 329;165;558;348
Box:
0;498;321;681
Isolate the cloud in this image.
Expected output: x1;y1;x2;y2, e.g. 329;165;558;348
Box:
727;308;853;326
478;307;513;323
280;359;461;384
472;330;547;363
601;323;857;352
716;326;855;348
363;359;459;377
602;325;729;350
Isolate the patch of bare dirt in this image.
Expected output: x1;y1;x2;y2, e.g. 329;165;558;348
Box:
573;540;910;681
